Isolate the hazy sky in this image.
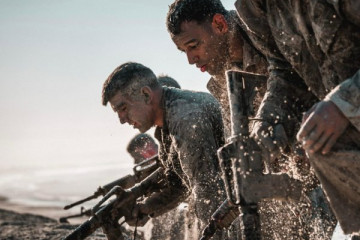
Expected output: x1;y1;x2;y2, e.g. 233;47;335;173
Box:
0;0;236;172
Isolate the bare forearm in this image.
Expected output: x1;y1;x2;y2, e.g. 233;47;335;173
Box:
326;69;360;131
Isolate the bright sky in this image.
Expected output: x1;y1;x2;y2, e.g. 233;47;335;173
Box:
0;0;236;172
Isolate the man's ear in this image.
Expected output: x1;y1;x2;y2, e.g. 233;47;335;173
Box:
141;86;153;104
211;13;228;34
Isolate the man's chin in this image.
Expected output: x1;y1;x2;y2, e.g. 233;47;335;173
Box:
138;126;151;133
206;67;220;76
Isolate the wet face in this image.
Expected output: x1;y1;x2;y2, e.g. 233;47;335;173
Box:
172;18;229;76
109;91;155;133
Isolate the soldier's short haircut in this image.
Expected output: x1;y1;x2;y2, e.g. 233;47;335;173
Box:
127;133;157;155
167;0;228;36
157;75;181;89
102;62;159;106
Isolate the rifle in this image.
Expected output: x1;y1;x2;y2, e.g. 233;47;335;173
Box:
200;199;240;240
60;207;92;223
63;155;159;211
62;167;166;240
200;71;302;240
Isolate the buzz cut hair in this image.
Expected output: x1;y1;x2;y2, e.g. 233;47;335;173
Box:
166;0;228;36
102;62;159;106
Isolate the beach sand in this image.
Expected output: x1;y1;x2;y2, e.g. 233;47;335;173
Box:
0;197;106;239
0;197;139;240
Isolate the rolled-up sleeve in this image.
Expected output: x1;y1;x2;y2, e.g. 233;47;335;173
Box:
326;69;360;131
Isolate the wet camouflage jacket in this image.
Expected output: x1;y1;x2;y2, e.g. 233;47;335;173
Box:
236;0;360;234
207;10;268;137
209;9;336;239
144;87;226;227
236;0;360;131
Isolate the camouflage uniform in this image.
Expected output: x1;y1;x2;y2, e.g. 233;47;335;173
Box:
149;204;187;240
206;9;333;240
236;0;360;235
206;10;268;138
143;87;226;239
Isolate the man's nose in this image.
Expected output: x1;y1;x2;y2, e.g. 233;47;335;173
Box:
117;112;127;124
187;52;199;65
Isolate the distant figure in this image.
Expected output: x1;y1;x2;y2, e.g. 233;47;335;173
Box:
157;75;181;89
127;133;158;164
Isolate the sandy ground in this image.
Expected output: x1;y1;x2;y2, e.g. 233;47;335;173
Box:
0;197;139;240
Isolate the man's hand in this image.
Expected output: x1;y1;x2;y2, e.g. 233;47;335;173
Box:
251;121;288;161
125;203;151;227
296;100;349;155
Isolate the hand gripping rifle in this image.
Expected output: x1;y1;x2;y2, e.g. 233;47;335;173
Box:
200;71;302;240
62;167;166;240
62;155;159;211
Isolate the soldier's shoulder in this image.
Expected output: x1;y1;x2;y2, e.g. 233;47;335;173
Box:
164;89;220;123
166;88;219;106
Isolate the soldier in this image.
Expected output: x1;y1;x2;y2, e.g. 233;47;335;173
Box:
236;0;360;237
155;75;188;240
167;0;335;239
127;133;186;240
167;0;268;137
127;133;158;164
102;62;227;239
157;74;182;89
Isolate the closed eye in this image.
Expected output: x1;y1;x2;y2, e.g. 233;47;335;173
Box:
114;103;127;113
188;41;199;49
120;105;127;112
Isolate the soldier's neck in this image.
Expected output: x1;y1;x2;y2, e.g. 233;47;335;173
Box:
153;88;164;128
229;32;243;65
227;15;244;66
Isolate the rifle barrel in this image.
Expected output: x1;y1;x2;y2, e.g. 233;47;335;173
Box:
64;195;97;210
102;174;135;192
63;156;159;212
59;208;92;223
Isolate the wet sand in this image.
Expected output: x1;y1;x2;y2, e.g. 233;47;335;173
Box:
0;207;108;240
0;196;106;239
0;196;146;240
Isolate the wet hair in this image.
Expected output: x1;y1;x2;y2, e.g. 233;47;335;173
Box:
102;62;159;106
167;0;228;36
157;75;181;89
